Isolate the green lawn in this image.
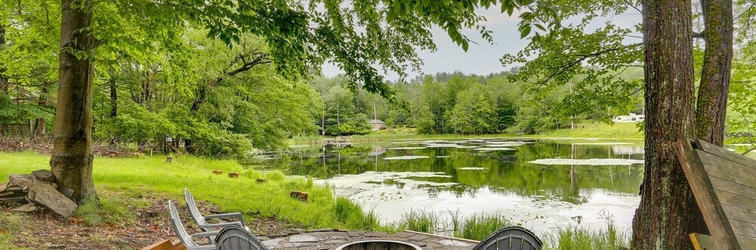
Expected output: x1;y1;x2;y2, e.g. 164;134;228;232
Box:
0;151;370;230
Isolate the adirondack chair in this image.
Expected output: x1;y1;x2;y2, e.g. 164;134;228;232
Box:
214;226;269;250
472;226;543;250
184;188;247;232
167;200;219;250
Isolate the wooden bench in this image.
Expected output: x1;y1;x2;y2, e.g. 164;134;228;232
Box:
674;139;756;250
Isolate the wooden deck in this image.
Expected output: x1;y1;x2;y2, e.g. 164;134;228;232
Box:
674;139;756;250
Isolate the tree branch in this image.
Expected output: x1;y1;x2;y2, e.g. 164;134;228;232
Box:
622;0;642;14
537;43;642;85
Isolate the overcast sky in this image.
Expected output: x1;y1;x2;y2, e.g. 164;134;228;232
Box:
321;7;643;81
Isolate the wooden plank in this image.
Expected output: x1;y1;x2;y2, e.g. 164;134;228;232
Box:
690;233;717;250
698;151;756;188
730;219;756;238
737;236;756;250
695;139;756;168
27;183;77;218
140;239;173;250
713;190;756;217
709;177;756;201
674;140;739;250
721;206;756;225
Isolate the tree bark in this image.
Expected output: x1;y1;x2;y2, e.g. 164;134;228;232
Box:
0;24;7;94
35;81;52;137
695;0;733;146
632;0;708;249
50;0;97;204
109;76;117;118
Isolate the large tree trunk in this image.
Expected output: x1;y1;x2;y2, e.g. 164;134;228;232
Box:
695;0;733;146
632;0;708;249
50;0;97;204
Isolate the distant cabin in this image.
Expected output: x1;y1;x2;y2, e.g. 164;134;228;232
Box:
613;113;645;123
368;119;386;131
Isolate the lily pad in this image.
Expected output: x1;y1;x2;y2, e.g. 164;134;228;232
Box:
383;156;431;160
528;158;644;166
474;147;516;151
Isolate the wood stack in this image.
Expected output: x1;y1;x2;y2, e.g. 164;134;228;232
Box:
0;169;78;217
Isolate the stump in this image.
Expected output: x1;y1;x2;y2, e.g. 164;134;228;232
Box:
290;190;308;201
228;172;240;178
213;170;223;175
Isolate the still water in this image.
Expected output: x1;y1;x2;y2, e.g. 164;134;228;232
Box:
255;139;644;235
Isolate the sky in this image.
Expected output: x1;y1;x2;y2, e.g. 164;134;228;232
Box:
320;7;643;81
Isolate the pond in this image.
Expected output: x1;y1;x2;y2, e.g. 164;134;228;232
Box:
252;139;645;236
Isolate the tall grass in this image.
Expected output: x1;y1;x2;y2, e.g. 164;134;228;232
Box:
545;224;629;250
334;197;381;231
453;213;510;240
397;208;440;233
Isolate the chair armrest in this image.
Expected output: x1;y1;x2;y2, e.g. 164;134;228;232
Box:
190;230;220;239
204;212;245;225
198;221;243;229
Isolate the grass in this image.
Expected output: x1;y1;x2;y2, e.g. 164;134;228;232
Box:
0;151;632;249
290;121;644;146
533;122;644;139
0;213;26;249
544;223;629;250
453;213;511;241
0;151;373;230
396;208;440;233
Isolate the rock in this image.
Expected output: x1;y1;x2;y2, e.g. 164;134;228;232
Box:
10;203;37;212
31;169;55;183
9;174;35;188
0;191;14;197
0;182;8;192
27;183;77;217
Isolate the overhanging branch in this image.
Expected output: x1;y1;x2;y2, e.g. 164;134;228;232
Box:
537;43;642;86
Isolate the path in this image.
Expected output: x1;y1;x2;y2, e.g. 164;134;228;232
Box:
257;229;478;250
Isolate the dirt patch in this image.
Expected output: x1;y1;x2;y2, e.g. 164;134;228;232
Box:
0;190;297;249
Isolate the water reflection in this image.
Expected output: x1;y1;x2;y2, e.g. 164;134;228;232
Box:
251;139;644;234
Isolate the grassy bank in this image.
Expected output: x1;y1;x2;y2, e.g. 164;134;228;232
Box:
1;152;631;249
291;122;644;145
0;151;377;231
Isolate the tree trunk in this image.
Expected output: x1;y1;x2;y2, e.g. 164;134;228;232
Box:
35;81;52;137
695;0;733;146
0;24;7;94
632;0;708;249
50;0;97;204
110;76;117;118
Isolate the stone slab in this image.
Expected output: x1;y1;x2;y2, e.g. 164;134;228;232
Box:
289;234;321;243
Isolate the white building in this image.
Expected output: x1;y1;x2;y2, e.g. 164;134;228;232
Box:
614;113;645;123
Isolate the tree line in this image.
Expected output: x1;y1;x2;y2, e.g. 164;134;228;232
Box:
314;68;644;136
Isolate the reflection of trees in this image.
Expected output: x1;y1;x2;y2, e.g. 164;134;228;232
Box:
262;142;645;204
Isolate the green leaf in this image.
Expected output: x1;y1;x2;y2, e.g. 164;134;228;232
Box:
520;25;531;38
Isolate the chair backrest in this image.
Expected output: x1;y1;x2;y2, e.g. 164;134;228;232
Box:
185;188;210;227
473;226;543;250
215;226;269;250
168;200;200;247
